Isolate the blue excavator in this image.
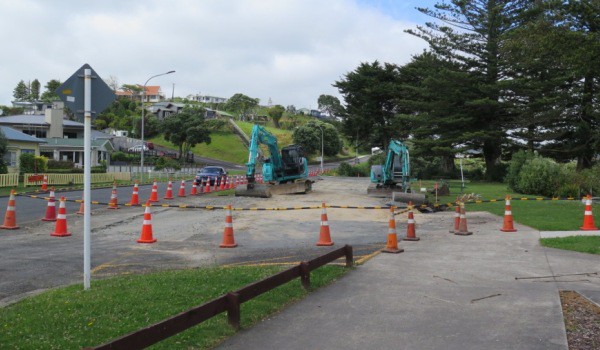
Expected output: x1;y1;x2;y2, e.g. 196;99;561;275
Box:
235;124;313;198
369;139;427;205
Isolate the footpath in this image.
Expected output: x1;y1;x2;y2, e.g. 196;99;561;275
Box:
217;211;600;350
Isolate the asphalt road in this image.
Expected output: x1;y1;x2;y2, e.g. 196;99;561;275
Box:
0;177;391;306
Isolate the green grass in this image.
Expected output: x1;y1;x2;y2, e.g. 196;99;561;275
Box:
0;265;348;349
236;121;294;146
540;236;600;254
150;132;248;165
415;180;599;231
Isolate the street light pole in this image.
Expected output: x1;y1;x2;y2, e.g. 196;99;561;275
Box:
140;70;175;181
317;124;324;173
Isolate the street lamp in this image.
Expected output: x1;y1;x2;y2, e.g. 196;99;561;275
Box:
316;124;324;173
140;70;175;181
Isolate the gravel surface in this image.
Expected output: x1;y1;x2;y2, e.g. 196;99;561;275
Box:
560;291;600;350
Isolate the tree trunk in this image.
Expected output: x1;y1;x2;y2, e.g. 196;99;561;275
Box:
483;139;502;181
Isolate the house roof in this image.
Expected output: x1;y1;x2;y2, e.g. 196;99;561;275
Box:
145;86;161;95
0;115;84;127
41;138;114;151
0;126;46;143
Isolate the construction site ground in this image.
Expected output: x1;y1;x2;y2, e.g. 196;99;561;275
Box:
1;176;599;349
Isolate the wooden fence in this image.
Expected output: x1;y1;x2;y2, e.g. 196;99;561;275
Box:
88;245;354;350
0;173;19;187
22;172;131;187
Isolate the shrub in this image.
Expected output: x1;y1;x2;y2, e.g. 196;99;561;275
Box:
48;159;75;169
515;156;562;197
505;150;534;190
154;157;181;171
337;161;369;177
19;154;48;174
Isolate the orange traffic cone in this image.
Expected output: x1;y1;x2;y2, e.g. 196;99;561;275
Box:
137;202;157;243
108;182;119;209
51;197;71;237
220;205;237;248
454;203;473;236
77;195;85;215
164;180;174;199
404;203;419;241
149;180;159;202
449;205;460;233
220;176;226;191
190;181;198;195
205;180;211;193
129;181;140;205
382;206;404;253
316;202;334;246
41;175;48;191
580;195;598;230
41;187;57;221
178;179;186;197
0;189;19;229
213;179;218;192
500;195;517;232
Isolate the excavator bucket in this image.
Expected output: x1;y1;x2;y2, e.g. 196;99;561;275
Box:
235;184;272;198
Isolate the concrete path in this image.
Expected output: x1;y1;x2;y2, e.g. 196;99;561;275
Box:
218;211;600;350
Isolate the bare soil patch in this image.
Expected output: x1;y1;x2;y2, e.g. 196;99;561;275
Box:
560;290;600;350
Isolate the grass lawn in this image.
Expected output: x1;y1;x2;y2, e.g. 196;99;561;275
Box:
236;121;294;147
417;180;599;231
0;265;348;349
414;180;600;255
150;132;248;165
540;236;600;255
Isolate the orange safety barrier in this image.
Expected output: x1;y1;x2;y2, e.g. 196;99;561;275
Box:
0;189;19;229
51;197;71;237
382;206;403;253
580;195;598;231
164;180;174;200
137;202;157;243
149;180;159;202
454;203;472;236
220;204;237;248
41;187;57;221
178;179;186;197
500;195;517;232
316;202;334;246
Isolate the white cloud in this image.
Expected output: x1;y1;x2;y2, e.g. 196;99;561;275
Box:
0;0;428;109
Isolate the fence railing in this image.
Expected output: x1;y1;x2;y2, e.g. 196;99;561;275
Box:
22;172;132;187
87;245;353;350
0;173;19;187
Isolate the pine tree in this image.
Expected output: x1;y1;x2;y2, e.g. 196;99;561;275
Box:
13;80;29;101
406;0;528;180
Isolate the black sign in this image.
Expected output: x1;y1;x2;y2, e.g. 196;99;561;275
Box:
55;63;115;120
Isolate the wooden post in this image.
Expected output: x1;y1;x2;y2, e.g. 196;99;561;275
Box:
300;262;310;290
344;245;353;268
226;292;241;330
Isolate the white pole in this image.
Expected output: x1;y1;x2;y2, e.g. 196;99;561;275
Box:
83;69;92;290
460;158;465;193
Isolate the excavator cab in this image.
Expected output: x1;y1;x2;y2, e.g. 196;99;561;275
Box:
281;145;306;177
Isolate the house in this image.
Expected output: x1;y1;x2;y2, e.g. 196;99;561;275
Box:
115;85;165;103
11;100;53;115
0;102;114;167
41;138;114;167
149;102;185;120
1;126;46;173
189;94;228;104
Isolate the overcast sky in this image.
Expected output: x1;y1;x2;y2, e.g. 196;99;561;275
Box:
0;0;437;110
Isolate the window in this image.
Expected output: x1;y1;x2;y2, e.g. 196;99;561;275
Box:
3;151;16;167
21;149;35;154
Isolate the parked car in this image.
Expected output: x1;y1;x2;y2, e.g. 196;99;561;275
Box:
195;166;227;186
128;144;148;152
